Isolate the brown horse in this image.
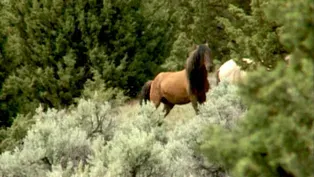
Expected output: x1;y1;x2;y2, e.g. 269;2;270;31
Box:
139;44;214;117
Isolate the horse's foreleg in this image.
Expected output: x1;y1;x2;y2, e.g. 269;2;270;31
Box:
190;95;199;115
198;93;206;104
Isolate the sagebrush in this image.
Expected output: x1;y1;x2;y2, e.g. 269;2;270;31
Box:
0;82;245;177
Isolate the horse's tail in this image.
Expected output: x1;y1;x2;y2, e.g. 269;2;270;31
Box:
139;80;152;106
216;69;220;85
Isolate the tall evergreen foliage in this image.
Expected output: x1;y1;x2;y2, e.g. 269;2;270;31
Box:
201;0;314;176
0;0;254;127
1;0;313;176
163;0;251;69
0;0;174;127
216;0;288;69
0;0;13;126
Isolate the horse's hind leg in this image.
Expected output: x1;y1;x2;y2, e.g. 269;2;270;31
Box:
152;100;161;109
163;103;174;117
150;89;161;109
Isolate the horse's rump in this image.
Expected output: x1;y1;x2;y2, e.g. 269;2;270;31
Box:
216;69;221;85
150;70;190;105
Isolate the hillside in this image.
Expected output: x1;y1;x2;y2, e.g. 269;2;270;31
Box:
0;0;313;176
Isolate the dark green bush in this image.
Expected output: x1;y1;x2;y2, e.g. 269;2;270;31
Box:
201;0;314;176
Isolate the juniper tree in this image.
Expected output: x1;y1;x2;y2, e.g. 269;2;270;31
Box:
201;0;314;176
162;0;251;67
0;0;15;126
0;0;174;127
216;0;288;69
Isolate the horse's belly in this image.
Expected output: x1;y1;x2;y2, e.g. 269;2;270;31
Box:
160;77;190;104
163;91;190;104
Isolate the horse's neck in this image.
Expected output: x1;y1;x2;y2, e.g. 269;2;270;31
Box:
201;66;208;78
187;67;209;90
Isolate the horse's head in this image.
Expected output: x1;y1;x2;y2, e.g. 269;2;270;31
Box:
285;54;291;65
186;43;214;72
200;44;214;72
204;49;214;72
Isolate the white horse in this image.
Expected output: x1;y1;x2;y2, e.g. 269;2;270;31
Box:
216;56;291;85
216;58;252;85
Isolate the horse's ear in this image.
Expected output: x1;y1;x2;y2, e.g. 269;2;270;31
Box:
285;54;291;62
205;41;208;46
192;44;198;50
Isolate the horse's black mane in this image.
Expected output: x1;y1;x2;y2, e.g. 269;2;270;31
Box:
186;44;212;93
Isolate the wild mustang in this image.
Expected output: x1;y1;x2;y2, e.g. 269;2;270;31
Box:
139;44;214;117
215;58;252;85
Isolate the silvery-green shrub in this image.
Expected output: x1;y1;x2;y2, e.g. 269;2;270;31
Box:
0;98;116;177
0;82;245;177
